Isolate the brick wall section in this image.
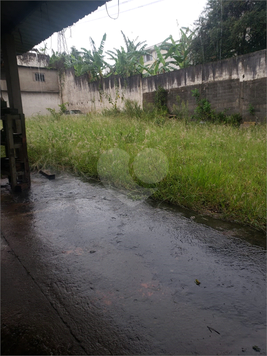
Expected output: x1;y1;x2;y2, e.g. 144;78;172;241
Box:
143;50;266;122
242;79;266;120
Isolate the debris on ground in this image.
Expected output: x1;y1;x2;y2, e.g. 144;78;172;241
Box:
39;170;55;180
207;326;220;335
195;279;201;285
252;345;261;352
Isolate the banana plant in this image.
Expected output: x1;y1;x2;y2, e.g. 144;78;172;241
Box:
139;45;173;76
107;31;148;77
106;47;131;77
153;45;173;73
70;34;109;80
160;27;196;68
64;47;83;75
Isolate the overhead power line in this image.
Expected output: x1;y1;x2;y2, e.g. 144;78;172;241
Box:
100;0;134;12
81;0;164;24
105;0;120;20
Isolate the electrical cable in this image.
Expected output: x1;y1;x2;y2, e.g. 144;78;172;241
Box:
102;0;132;12
105;0;120;20
82;0;163;23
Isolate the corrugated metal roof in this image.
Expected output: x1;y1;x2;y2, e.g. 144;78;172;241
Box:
1;1;109;55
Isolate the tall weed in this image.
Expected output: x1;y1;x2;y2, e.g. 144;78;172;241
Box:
26;113;266;231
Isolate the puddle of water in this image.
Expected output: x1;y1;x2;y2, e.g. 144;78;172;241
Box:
146;198;266;249
2;171;265;248
1;172;266;355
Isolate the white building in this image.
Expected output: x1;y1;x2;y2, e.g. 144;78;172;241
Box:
1;52;60;117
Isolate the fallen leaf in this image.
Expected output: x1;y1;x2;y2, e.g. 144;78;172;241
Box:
252;345;261;352
195;279;201;285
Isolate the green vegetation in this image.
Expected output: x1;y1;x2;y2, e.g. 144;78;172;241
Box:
154;86;168;112
190;0;266;64
46;102;69;119
74;34;109;80
49;35;109;80
26;0;266;232
191;89;243;126
159;27;196;69
248;104;256;116
48;31;148;80
26;107;266;231
107;31;147;77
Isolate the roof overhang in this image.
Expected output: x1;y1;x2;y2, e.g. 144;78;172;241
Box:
1;1;108;55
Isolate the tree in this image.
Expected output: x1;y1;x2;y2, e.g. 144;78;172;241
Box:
190;0;266;64
107;31;148;77
71;34;109;80
140;45;173;76
140;27;195;77
48;46;81;72
160;27;196;68
48;50;69;71
48;36;109;81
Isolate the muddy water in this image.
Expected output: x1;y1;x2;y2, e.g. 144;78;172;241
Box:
1;172;266;355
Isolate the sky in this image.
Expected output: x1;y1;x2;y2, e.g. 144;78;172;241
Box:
36;0;208;57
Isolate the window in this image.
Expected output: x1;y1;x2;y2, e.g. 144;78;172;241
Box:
144;54;153;63
35;73;45;82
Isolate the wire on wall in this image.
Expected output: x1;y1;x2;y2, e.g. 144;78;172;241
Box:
105;0;120;20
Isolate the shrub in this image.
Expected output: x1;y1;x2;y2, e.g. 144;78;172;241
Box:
172;95;189;122
154;86;168;112
123;100;142;118
191;89;243;126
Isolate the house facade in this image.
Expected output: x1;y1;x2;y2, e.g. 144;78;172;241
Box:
1;52;60;117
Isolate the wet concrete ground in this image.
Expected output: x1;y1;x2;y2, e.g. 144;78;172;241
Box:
1;172;266;355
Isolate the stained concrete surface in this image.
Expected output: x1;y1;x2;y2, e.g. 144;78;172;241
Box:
1;172;266;355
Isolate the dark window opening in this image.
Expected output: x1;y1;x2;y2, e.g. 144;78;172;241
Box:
35;73;45;82
144;54;153;63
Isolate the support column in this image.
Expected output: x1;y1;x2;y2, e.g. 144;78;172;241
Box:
2;33;23;115
1;33;31;190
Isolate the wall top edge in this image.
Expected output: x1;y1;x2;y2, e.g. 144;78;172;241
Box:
17;66;57;71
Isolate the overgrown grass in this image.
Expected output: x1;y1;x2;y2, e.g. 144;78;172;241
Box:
26;111;266;231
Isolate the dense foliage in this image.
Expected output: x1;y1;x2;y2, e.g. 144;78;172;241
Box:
190;0;266;64
107;31;148;77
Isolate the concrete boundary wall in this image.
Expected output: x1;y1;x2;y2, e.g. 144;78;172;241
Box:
62;50;266;122
61;68;142;113
4;50;262;120
143;50;266;122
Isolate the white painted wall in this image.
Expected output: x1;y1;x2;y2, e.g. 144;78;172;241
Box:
61;70;142;113
22;92;61;117
1;91;61;117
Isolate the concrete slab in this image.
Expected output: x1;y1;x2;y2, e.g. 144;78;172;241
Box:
1;235;86;355
1;172;266;355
